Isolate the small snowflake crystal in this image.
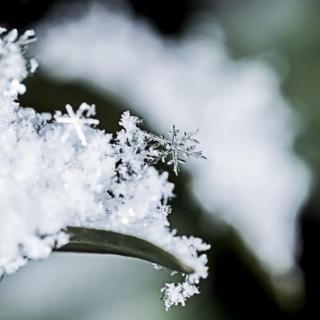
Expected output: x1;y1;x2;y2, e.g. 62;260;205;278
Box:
55;103;99;145
0;28;209;310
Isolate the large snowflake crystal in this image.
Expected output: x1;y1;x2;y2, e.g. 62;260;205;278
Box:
147;126;207;175
0;29;209;310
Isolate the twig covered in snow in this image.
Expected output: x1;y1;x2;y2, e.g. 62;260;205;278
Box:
0;28;209;310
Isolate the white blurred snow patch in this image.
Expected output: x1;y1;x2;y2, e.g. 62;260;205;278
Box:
36;5;311;275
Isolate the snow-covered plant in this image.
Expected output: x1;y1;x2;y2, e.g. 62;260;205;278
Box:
0;28;209;310
39;6;311;279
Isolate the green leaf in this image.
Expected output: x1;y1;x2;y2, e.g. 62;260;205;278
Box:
56;226;195;274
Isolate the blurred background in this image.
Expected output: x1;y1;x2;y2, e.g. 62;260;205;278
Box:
0;0;320;319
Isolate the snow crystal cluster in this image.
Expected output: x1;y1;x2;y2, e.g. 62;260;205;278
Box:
0;29;209;309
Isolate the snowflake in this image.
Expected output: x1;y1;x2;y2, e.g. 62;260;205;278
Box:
55;103;99;145
147;125;207;175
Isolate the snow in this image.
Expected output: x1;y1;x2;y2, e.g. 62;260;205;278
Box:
0;29;209;309
36;5;311;275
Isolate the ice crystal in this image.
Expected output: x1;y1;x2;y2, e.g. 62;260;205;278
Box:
55;103;99;146
147;126;207;175
0;28;209;309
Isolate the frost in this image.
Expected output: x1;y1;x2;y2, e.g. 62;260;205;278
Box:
0;28;209;309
